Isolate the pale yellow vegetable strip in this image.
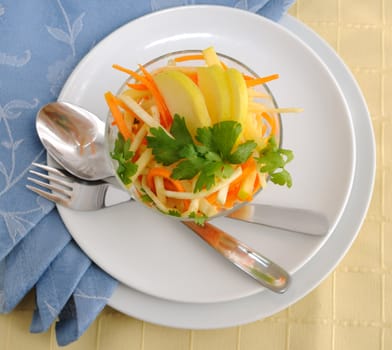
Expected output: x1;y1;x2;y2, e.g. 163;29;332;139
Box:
130;148;153;184
199;198;219;217
130;124;148;153
202;47;222;67
258;172;267;189
154;176;167;204
120;95;160;128
150;105;160;122
216;184;229;205
248;102;267;112
183;198;201;216
163;167;242;200
123;111;135;133
139;175;169;212
265;107;304;113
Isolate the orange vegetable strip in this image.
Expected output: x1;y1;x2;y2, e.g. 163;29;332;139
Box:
112;64;145;81
246;74;279;87
224;183;240;209
225;158;257;207
231;157;257;188
174;54;204;62
115;96;153;136
253;173;262;194
206;191;218;205
138;64;173;128
113;64;172;128
184;71;198;84
147;167;185;193
220;61;228;70
104;91;132;140
262;112;278;136
127;83;148;90
146;167;190;210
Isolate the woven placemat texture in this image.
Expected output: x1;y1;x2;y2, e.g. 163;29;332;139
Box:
0;0;389;349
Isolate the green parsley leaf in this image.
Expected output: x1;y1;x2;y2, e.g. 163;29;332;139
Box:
147;116;258;192
168;209;181;217
196;121;242;159
228;140;257;164
146;115;193;165
188;212;208;226
194;161;223;192
110;133;138;185
140;194;153;203
171;157;204;180
270;169;292;188
257;137;294;188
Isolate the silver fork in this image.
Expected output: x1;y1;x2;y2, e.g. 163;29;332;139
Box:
26;162;120;210
26;162;291;293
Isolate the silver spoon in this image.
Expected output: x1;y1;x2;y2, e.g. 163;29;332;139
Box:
36;101;113;181
36;101;329;235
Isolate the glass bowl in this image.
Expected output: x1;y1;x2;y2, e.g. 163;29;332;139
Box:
105;49;282;222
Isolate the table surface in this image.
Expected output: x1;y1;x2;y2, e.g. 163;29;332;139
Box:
1;0;391;349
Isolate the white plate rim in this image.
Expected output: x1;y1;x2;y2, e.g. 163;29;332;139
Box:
106;13;375;328
57;5;356;304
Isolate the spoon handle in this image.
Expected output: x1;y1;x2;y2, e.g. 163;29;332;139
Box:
182;221;290;293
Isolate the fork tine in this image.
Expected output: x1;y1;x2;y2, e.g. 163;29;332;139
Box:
29;169;73;189
31;162;68;177
26;184;68;206
27;176;72;198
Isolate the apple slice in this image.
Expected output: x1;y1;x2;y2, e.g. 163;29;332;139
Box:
153;70;211;134
225;68;248;126
197;65;231;124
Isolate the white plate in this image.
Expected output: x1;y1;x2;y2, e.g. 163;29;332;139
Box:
106;14;375;329
58;6;355;304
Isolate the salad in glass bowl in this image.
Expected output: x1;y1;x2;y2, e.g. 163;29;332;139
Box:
105;47;296;224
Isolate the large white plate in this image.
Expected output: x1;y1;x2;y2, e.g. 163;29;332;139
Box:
58;6;355;304
106;14;375;329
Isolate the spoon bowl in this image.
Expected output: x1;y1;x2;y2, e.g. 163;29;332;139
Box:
36;102;113;181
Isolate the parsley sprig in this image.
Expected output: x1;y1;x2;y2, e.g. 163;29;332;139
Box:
257;136;294;188
110;133;138;185
146;115;257;192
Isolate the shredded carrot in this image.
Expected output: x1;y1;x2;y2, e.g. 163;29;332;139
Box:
147;167;185;193
127;83;148;90
113;96;141;123
253;174;262;194
138;64;173;128
262;112;278;136
246;74;279;87
224;183;240;209
113;64;172;128
220;61;228;70
224;158;257;207
184;71;198;84
206;191;218;205
146;167;190;210
174;54;204;62
104;91;132;140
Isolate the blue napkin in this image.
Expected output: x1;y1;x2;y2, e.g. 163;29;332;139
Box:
0;0;294;345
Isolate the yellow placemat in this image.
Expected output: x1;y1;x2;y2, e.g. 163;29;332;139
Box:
1;0;389;349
